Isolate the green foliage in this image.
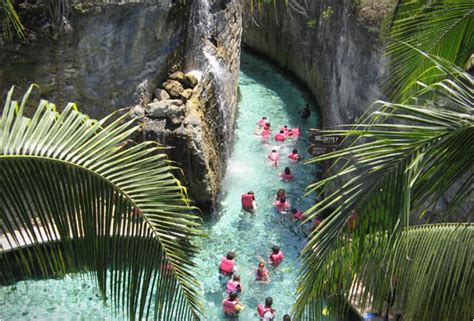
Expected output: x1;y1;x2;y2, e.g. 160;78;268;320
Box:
321;6;334;21
1;0;25;41
385;0;474;102
306;19;318;28
0;86;203;320
295;56;474;321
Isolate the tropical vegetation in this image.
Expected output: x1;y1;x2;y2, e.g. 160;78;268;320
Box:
0;85;203;320
294;0;474;319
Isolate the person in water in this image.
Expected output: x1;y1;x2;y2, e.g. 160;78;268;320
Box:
291;127;301;138
274;130;286;142
219;251;237;277
283;315;291;321
288;149;301;161
257;297;276;320
268;149;280;166
275;188;287;200
299;104;311;119
261;122;272;139
274;197;290;213
269;245;284;267
226;274;243;295
223;292;244;316
279;167;294;182
258;116;268;127
291;208;305;221
241;191;257;212
255;262;270;284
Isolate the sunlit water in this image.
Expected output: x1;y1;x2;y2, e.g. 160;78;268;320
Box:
195;52;319;320
0;52;320;320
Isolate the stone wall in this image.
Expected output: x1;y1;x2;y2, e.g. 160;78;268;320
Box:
1;1;185;118
242;0;388;127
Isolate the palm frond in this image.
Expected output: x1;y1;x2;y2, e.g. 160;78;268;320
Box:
0;85;203;320
1;0;25;41
295;58;473;320
384;0;474;102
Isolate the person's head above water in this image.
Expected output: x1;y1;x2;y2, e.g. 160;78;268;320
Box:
226;252;235;260
262;116;267;120
233;274;240;282
283;125;288;129
265;122;271;127
258;262;265;269
271;149;277;153
272;245;280;254
279;130;284;134
284;167;291;175
276;188;286;197
292;148;297;154
283;314;291;321
265;297;273;307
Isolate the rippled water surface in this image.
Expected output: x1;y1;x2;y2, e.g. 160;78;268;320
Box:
0;52;320;320
195;52;319;320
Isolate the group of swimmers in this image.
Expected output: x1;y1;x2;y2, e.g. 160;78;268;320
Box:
219;115;312;320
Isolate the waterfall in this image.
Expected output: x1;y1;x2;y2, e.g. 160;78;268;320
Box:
186;0;233;154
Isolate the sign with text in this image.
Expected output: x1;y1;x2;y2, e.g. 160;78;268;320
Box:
307;145;337;156
308;129;342;146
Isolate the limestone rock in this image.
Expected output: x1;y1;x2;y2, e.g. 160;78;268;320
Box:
130;105;145;118
180;89;193;101
169;71;185;82
183;73;199;89
145;99;185;123
162;80;184;98
154;88;170;101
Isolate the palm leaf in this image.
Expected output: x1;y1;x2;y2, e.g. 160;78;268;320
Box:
1;0;25;41
0;85;203;320
384;0;474;102
294;58;473;320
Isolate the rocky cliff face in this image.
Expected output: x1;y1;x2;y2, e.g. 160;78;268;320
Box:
1;1;185;118
242;0;388;127
1;0;243;210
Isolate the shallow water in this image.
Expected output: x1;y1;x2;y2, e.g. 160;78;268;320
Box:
0;52;320;320
194;52;319;320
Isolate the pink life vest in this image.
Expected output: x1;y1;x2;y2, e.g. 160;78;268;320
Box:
270;250;284;266
275;200;290;211
256;268;269;281
268;152;279;161
241;193;254;208
258;119;267;127
288;152;299;160
292;127;300;138
257;304;275;318
281;173;294;181
262;128;271;138
219;257;235;274
274;132;286;141
226;279;240;293
223;299;238;314
292;210;305;220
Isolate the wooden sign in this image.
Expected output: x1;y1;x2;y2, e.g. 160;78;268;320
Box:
308;129;342;146
307;145;337;156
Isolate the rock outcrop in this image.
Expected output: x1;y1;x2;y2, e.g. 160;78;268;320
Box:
242;0;389;127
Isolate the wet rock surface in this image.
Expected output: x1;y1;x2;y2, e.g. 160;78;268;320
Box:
242;0;387;127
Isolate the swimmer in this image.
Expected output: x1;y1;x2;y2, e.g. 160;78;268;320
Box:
219;252;237;277
255;262;271;284
275;188;287;200
269;245;284;267
288;148;301;161
226;274;243;295
283;314;291;321
274;130;286;142
279;167;294;182
268;149;280;166
291;208;305;221
257;297;276;320
281;125;289;135
223;292;244;316
274;197;291;213
291;127;301;138
241;191;257;212
298;104;311;119
258;117;268;127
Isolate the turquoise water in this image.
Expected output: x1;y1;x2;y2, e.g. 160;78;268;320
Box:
0;52;319;320
195;52;319;320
